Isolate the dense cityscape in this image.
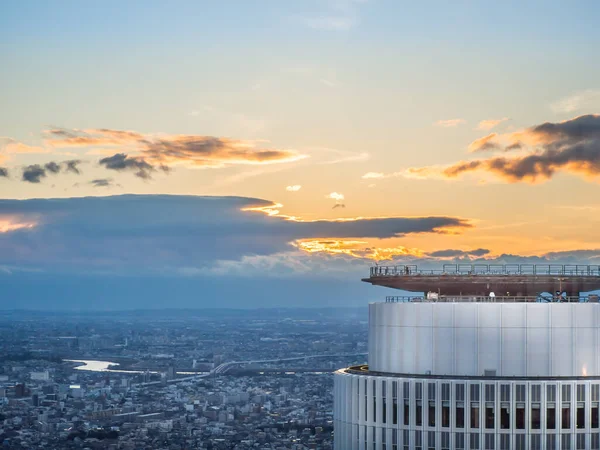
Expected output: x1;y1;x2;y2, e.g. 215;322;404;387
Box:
0;308;367;449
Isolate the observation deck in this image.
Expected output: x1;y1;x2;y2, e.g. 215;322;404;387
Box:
363;263;600;296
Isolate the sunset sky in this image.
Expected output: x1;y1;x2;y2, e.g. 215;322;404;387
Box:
2;1;600;308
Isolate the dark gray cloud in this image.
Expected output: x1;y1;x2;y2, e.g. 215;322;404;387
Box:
44;161;61;174
21;160;83;183
0;167;8;178
90;178;113;187
427;248;490;258
0;195;470;273
22;165;47;183
99;153;155;179
64;160;82;174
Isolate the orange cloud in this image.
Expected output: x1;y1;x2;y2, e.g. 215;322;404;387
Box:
0;217;37;233
45;128;306;168
477;118;509;131
295;239;424;260
435;119;466;127
468;133;499;152
404;114;600;183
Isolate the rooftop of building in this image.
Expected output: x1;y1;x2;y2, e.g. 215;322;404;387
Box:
381;294;599;303
369;263;600;277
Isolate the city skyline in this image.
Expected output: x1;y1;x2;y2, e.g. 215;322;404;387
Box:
2;1;600;307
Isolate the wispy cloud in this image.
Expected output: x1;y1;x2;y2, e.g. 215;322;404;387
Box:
468;133;500;152
477;118;509;130
551;89;600;113
435;119;466;128
1;137;49;155
90;178;118;188
46;128;306;170
286;185;302;192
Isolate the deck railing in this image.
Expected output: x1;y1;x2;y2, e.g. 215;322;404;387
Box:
384;295;599;304
370;264;600;277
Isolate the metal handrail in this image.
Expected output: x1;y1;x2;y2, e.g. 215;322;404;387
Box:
370;264;600;277
384;295;599;304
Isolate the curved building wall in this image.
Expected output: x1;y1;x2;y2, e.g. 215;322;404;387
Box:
369;302;600;377
334;369;600;450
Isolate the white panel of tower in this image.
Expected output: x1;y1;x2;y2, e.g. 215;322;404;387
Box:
455;326;477;375
433;325;453;375
527;326;550;375
502;326;526;375
478;325;500;375
552;327;572;375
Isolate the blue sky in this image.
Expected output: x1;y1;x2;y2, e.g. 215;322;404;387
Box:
2;1;600;308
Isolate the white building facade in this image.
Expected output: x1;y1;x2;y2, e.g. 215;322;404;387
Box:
334;302;600;450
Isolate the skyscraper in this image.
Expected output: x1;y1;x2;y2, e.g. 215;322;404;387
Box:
334;264;600;450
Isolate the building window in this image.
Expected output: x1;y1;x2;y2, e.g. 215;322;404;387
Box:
576;404;585;429
561;433;571;450
485;384;495;402
577;384;585;402
485;404;495;429
415;430;422;450
393;381;398;425
456;383;465;429
548;385;557;402
456;433;465;450
403;430;410;450
576;434;586;450
442;383;450;401
563;405;571;429
548;404;556;429
471;403;480;428
428;431;435;450
373;379;377;423
531;403;541;429
364;379;368;421
392;429;398;450
442;401;450;428
382;380;387;424
593;384;600;402
515;434;525;450
563;385;572;402
471;384;480;401
500;384;510;402
404;382;410;426
499;434;510;450
547;434;556;450
428;383;436;427
470;433;480;449
515;384;525;402
500;403;510;429
441;383;450;427
441;432;450;450
531;435;541;450
531;384;541;402
416;401;423;427
591;433;600;450
593;403;599;429
515;405;525;429
484;433;495;450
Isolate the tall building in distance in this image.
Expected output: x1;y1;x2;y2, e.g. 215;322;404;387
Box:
334;264;600;450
